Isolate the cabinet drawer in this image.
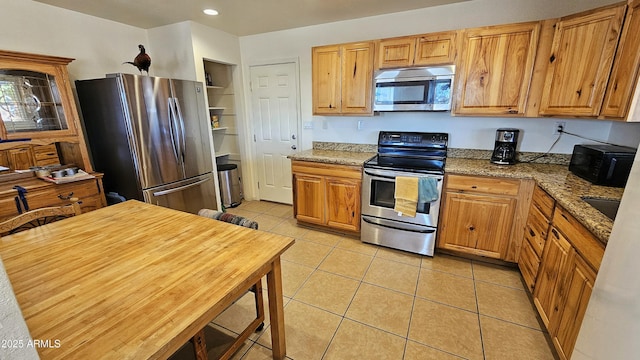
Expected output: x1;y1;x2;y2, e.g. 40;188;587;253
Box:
25;180;101;210
553;206;605;271
33;144;61;166
532;185;555;218
446;174;520;196
292;160;362;179
524;205;551;256
518;238;541;293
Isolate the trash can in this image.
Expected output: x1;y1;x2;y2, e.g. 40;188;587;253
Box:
217;164;243;208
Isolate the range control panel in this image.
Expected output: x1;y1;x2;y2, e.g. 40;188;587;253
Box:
378;131;448;148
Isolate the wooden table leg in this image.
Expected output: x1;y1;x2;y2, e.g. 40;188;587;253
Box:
267;257;286;360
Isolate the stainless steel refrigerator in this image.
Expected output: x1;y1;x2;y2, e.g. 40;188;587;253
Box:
75;73;217;214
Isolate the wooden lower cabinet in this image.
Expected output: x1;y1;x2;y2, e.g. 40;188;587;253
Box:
293;174;325;225
439;192;516;259
438;174;532;261
551;254;596;360
0;175;106;221
325;177;361;231
518;185;555;292
292;161;362;232
530;204;604;359
533;227;573;328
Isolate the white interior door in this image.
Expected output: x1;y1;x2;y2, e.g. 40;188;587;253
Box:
250;62;299;204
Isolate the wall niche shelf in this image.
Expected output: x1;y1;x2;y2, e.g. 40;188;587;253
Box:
203;58;243;199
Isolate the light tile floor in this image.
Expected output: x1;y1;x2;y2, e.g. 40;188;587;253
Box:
209;201;556;360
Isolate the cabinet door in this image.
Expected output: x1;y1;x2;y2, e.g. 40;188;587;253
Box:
312;45;342;115
377;37;416;69
454;22;540;115
550;254;596;360
341;42;375;115
601;0;640;119
533;227;572;328
0;62;77;140
439;192;516;259
8;147;35;170
0;193;21;220
539;4;626;116
414;31;457;66
325;177;361;231
293;174;325;225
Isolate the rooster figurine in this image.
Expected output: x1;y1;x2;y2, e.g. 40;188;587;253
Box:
124;44;151;74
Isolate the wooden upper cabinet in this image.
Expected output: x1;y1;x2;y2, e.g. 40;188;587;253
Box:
0;51;80;140
377;37;415;69
453;22;540;116
601;0;640;119
312;45;341;115
415;32;457;66
312;41;375;115
341;42;375;115
377;31;457;69
539;3;626;117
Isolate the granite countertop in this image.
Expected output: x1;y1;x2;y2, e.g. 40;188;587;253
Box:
446;158;623;245
289;149;376;166
289;143;621;245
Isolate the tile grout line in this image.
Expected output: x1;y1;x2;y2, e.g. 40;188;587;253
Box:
471;260;488;360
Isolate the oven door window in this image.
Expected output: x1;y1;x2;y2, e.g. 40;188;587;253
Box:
370;178;430;214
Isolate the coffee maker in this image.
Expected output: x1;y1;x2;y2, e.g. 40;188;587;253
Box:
491;128;520;165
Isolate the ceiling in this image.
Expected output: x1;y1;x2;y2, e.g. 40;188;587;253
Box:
34;0;469;36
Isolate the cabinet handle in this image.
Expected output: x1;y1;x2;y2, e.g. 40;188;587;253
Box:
550;54;556;63
529;229;535;237
551;228;559;239
58;192;74;200
469;226;475;231
471;185;477;189
561;213;568;221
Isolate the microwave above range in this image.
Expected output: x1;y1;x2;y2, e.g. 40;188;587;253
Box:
373;66;454;112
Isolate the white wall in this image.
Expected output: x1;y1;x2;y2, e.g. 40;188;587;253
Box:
239;0;640;152
0;0;148;80
573;136;640;359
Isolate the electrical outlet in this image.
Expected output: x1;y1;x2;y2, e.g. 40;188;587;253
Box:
554;121;566;135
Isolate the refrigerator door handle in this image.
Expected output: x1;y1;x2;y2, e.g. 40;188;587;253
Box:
173;97;187;161
167;98;181;165
152;177;210;197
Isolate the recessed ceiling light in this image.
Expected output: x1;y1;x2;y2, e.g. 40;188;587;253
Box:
203;9;219;16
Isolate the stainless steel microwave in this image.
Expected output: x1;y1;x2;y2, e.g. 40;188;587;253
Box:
569;144;636;187
373;66;454;112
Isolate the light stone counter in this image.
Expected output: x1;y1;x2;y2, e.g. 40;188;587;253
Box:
288;143;619;245
289;149;375;166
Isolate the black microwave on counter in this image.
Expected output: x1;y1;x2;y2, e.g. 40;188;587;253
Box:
569;144;637;187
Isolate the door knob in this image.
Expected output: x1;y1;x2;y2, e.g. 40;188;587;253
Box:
291;134;296;139
291;145;297;150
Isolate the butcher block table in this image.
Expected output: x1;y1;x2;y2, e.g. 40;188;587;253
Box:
0;200;295;359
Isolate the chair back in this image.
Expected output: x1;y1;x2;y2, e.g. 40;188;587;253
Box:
198;209;258;230
0;198;82;236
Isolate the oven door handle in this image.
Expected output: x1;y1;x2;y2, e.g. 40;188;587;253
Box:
362;216;436;234
363;169;443;180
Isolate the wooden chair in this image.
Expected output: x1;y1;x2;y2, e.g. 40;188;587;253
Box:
179;209;265;360
0;198;82;236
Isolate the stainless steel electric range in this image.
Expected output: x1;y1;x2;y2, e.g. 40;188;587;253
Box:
361;131;448;256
